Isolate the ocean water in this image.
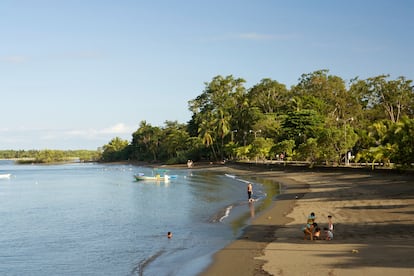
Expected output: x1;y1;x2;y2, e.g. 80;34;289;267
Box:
0;160;278;276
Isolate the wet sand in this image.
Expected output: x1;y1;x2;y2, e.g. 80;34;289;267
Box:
199;163;414;276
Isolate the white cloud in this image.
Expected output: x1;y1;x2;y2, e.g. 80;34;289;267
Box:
0;123;136;149
100;123;135;135
62;124;135;140
1;55;28;63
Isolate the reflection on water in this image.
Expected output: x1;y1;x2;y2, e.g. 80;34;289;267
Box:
249;201;255;218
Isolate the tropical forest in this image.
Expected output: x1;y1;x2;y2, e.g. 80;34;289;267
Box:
3;70;411;167
99;70;414;169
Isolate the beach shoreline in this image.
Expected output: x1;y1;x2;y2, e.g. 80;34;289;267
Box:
197;162;414;276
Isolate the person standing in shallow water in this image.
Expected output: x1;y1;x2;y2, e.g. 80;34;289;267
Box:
247;183;253;202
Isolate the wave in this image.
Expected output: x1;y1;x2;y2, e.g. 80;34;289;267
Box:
224;173;267;201
224;173;250;184
219;205;233;222
208;204;234;223
131;250;165;276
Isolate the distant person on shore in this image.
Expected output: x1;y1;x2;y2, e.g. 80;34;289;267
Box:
247;182;253;202
187;160;193;169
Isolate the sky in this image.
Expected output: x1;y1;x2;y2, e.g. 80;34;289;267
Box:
1;0;413;150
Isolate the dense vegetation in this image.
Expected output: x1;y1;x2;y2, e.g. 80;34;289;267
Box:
101;70;414;168
0;149;101;163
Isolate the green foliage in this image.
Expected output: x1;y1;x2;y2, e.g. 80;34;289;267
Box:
249;137;275;160
281;109;324;145
101;137;129;162
297;138;319;163
272;140;295;160
92;71;414;168
388;116;414;166
0;149;101;163
316;126;342;164
248;78;290;114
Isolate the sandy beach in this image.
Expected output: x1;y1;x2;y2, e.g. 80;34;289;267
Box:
199;163;414;276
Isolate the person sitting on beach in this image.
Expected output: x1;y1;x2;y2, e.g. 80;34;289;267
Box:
313;226;321;240
324;227;333;240
303;222;317;240
307;212;316;225
327;215;334;233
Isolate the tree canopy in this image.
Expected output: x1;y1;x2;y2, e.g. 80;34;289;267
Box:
101;70;414;168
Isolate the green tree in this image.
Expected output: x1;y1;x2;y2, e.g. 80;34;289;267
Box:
188;75;247;160
101;137;129;162
281;109;324;146
248;78;290;114
130;121;162;161
291;70;351;119
316;126;343;164
359;75;414;123
249;137;275;161
271;139;295;160
297;138;319;164
160;120;191;163
384;116;414;166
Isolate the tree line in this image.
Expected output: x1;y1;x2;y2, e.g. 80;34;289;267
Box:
0;149;101;163
101;69;414;168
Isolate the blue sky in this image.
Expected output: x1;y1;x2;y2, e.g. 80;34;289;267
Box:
1;0;413;150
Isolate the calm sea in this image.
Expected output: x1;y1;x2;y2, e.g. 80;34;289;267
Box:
0;160;279;276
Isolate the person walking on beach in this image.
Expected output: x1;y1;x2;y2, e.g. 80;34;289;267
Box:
247;182;253;202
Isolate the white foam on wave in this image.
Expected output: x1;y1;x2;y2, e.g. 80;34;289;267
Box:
219;205;233;222
224;173;250;184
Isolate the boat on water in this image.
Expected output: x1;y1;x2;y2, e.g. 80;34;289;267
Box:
134;174;178;182
135;174;170;182
0;173;11;179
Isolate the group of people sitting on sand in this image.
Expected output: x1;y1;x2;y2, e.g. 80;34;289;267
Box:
303;212;334;241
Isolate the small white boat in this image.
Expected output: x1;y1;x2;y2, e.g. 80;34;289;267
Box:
135;174;170;182
0;173;11;179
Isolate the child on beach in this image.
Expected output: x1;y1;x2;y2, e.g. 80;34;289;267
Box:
324;227;333;240
313;227;321;240
328;215;334;233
